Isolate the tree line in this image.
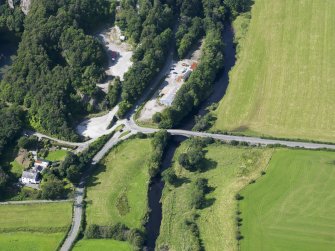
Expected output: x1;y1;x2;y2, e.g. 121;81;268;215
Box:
117;0;175;117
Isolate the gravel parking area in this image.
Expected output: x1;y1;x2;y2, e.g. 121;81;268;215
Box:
138;45;202;122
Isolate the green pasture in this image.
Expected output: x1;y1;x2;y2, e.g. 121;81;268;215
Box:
213;0;335;142
0;202;72;251
73;239;132;251
85;138;153;229
0;232;65;251
240;149;335;251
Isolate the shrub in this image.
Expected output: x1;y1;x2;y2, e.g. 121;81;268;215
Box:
41;175;65;200
85;224;100;239
235;193;244;201
162;168;177;185
115;192;130;216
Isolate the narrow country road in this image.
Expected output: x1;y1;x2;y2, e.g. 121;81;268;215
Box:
60;186;84;251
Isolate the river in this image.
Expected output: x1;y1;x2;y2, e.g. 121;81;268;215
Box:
145;21;236;250
145;136;185;250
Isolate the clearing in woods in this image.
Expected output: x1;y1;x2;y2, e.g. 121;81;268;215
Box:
213;0;335;142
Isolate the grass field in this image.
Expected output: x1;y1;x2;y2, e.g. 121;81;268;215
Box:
213;0;335;142
0;232;65;251
0;202;72;251
156;141;273;251
73;239;132;251
10;160;24;176
85;138;153;229
239;149;335;251
46;149;68;161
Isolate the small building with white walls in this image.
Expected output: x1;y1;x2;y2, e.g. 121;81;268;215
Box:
21;171;39;184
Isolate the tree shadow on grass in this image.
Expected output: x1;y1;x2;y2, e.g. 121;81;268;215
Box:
199;158;218;173
86;163;106;188
173;176;191;187
202;197;216;209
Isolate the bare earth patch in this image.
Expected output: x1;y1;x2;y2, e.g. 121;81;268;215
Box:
76;106;119;139
97;26;133;93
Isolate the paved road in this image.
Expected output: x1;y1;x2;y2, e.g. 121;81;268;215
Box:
28;131;94;153
126;118;335;150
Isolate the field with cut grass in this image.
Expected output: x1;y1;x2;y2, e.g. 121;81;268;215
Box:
239;149;335;251
213;0;335;142
46;149;68;161
73;239;132;251
0;202;72;251
156;141;273;251
0;232;66;251
85;138;153;229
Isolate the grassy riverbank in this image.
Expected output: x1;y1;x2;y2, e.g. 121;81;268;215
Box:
156;140;273;250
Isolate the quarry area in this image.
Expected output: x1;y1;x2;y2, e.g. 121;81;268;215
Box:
97;26;133;93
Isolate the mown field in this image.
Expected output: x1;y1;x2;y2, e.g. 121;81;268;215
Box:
46;149;68;161
73;239;132;251
0;202;72;251
85;138;153;229
156;141;273;251
239;149;335;251
213;0;335;142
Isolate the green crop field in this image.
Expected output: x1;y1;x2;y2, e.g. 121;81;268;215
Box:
156;141;273;251
240;149;335;251
0;202;72;251
213;0;335;142
73;239;132;251
46;149;68;161
85;138;153;229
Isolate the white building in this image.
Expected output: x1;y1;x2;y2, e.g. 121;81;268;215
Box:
34;159;50;170
21;171;39;184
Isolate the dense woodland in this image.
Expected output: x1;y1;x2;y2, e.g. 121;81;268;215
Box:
0;0;112;140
